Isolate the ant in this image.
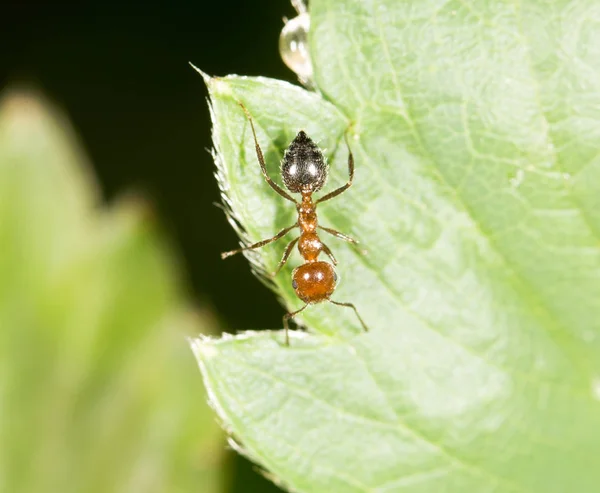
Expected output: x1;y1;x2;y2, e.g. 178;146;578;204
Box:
221;104;369;345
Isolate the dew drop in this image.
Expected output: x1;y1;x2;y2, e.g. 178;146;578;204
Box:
279;1;313;88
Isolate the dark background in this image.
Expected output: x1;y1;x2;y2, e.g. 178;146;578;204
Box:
1;2;300;492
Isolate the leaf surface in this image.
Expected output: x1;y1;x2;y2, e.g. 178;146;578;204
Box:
195;1;600;491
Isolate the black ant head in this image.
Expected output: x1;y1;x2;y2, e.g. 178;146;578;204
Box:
281;131;328;194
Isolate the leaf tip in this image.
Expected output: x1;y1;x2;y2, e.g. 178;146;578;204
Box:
188;64;233;99
0;87;59;140
188;62;212;84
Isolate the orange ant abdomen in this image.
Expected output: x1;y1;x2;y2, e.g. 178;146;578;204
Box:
292;261;337;303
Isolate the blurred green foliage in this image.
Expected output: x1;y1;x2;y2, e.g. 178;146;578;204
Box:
0;90;225;493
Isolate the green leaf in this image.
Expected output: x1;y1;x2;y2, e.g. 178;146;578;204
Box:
194;1;600;492
0;90;225;493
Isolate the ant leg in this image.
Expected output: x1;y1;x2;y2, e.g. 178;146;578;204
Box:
221;224;297;259
316;133;355;204
319;226;367;255
283;304;309;345
329;300;369;332
271;237;299;277
319;225;359;244
321;242;338;265
239;103;297;204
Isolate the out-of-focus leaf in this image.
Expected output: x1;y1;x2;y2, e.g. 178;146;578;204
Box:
0;89;225;493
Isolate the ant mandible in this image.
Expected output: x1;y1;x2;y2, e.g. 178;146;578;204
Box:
222;103;369;345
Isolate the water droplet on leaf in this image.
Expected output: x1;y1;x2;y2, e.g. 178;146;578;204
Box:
279;6;313;88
